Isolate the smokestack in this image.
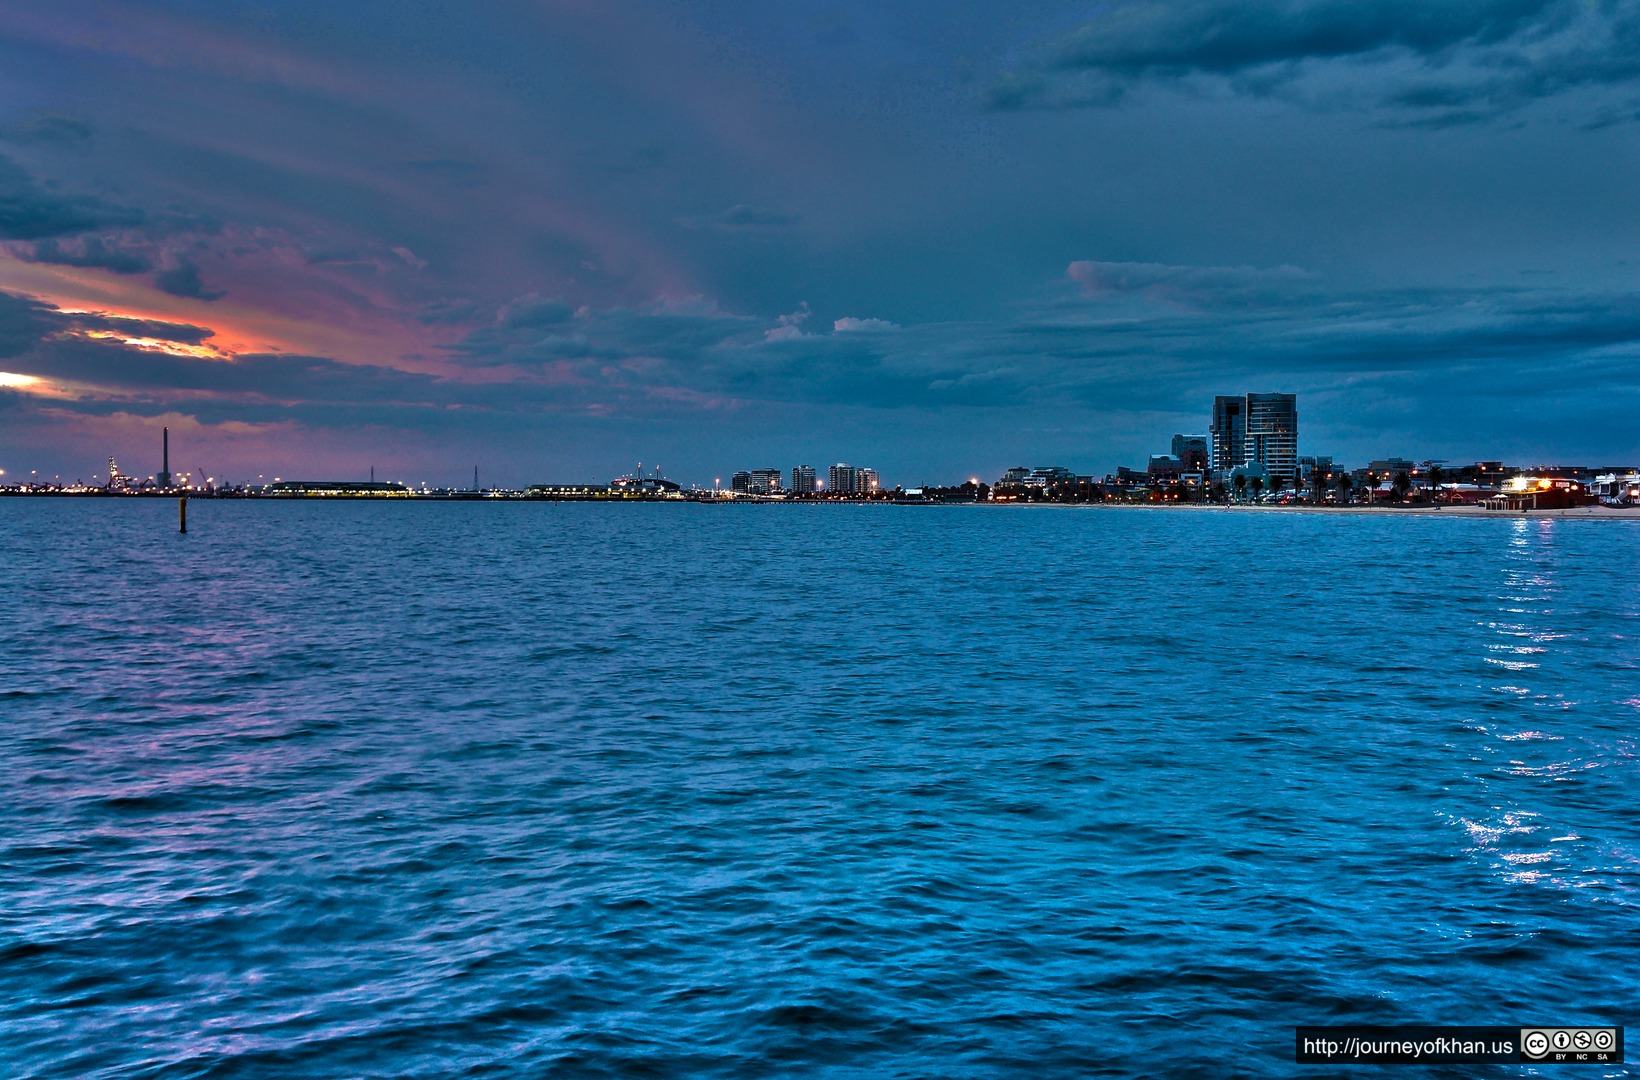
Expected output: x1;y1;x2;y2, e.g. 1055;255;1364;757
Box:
157;426;172;489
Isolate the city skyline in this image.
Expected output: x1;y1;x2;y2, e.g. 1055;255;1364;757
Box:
10;382;1640;496
4;2;1640;487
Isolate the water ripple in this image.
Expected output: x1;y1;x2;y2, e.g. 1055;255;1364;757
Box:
2;501;1637;1078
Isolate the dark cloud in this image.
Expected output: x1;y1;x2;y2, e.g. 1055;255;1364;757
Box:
417;297;483;325
23;236;152;274
993;0;1640;122
1066;260;1316;306
0;290;58;358
63;311;216;346
1050;1;1557;77
417;266;1640;431
0;289;213;355
5;1;1640;480
682;204;803;231
0;155;145;239
6;261;1640;479
154;258;226;301
498;295;576;330
0;112;94;149
18;333;443;407
396;159;486;189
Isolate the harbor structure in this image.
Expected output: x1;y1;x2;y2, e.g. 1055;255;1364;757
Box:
267;480;410;496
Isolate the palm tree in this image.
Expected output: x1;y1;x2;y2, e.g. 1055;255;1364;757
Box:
1250;475;1264;500
1427;464;1444;504
1335;472;1352;504
1392;471;1411;502
1233;473;1247;501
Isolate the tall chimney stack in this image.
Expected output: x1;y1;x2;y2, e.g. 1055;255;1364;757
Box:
157;427;172;488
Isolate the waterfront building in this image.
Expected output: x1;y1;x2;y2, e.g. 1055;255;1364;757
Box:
1171;434;1209;472
857;468;879;494
1482;476;1598;511
267;480;411;496
1210;397;1246;473
997;466;1074;489
1244;393;1298;482
1147;455;1183;481
1114;466;1149;484
730;471;751;494
791;465;816;493
609;475;682;496
748;468;782;494
1210;395;1298;481
829;463;859;494
1592;472;1640;503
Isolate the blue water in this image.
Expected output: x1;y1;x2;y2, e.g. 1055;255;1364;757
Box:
3;500;1636;1078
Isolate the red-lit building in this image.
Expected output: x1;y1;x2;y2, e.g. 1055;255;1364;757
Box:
1480;477;1597;511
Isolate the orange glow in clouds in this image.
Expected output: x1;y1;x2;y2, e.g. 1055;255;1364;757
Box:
0;249;452;370
0;370;74;399
67;329;230;362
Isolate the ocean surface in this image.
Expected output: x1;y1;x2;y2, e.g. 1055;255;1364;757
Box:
3;499;1637;1078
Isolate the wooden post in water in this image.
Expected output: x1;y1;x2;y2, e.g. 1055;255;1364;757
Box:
179;496;187;534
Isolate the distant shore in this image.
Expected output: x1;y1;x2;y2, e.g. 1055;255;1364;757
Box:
1045;501;1640;520
4;490;1637;519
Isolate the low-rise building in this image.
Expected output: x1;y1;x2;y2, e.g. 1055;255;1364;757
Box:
1480;476;1598;511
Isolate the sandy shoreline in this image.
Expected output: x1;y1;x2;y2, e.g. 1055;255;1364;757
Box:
1003;501;1640;520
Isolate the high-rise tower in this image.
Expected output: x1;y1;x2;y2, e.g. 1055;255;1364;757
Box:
1210;397;1245;474
1210;394;1298;480
1244;393;1298;482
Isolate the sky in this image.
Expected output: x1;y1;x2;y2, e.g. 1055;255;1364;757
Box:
3;0;1639;488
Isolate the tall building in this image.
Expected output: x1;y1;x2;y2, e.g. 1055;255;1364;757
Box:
730;471;751;493
1245;393;1298;482
1210;397;1245;473
857;467;879;493
1210;394;1298;481
828;463;858;494
747;468;782;494
791;465;816;493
